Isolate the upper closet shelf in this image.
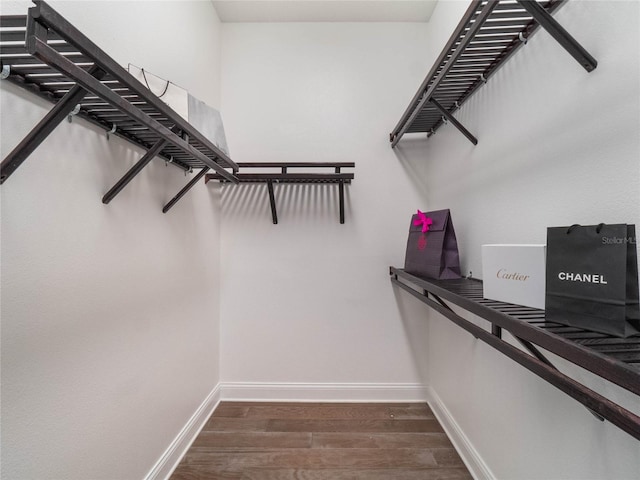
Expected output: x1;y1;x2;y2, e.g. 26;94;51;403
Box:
389;0;597;147
1;1;239;211
205;162;355;224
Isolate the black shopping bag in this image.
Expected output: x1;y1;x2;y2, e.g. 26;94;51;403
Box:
404;209;461;280
545;223;640;337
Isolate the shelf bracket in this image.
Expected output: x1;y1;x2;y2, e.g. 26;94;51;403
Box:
25;19;237;183
429;99;478;145
266;180;278;224
492;324;503;338
0;65;106;184
102;138;169;204
515;0;597;72
440;289;593;387
338;180;345;224
162;167;210;213
513;335;604;421
433;283;615;421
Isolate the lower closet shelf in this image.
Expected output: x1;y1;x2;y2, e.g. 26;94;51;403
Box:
389;266;640;441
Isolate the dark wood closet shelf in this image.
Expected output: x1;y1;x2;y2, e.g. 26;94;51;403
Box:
206;162;355;224
1;1;238;212
389;267;640;441
390;0;597;147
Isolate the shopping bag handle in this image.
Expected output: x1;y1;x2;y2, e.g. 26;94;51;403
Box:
566;223;605;234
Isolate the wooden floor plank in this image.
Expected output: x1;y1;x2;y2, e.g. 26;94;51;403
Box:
171;466;240;480
179;448;439;470
219;401;420;408
170;402;470;480
212;405;251;418
311;432;452;449
266;418;444;433
191;432;312;450
244;405;397;420
203;418;270;432
240;468;473;480
389;404;435;419
432;448;467;467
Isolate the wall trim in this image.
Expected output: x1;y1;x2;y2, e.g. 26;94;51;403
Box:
219;382;428;402
144;383;221;480
426;386;495;480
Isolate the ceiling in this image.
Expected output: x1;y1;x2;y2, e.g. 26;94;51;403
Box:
211;0;439;23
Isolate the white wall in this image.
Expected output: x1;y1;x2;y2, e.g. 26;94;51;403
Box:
396;0;640;479
0;1;224;479
218;22;433;396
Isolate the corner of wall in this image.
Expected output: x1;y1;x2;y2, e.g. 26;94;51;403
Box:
144;384;222;480
426;386;495;480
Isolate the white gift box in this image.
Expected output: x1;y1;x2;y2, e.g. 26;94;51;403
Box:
481;244;546;309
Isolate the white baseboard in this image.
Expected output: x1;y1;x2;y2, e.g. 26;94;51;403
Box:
426;386;495;480
220;382;429;402
144;383;221;480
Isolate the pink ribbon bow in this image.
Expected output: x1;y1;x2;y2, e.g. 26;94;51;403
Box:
413;210;433;233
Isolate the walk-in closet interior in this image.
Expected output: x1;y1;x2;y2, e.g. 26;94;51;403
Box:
1;1;638;479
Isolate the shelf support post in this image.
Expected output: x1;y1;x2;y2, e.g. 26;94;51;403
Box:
338;180;345;224
0;64;107;184
102;138;168;204
515;0;597;72
162;167;210;213
266;180;278;224
429;99;478;145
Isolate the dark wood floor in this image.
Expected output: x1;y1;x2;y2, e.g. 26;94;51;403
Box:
170;401;473;480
